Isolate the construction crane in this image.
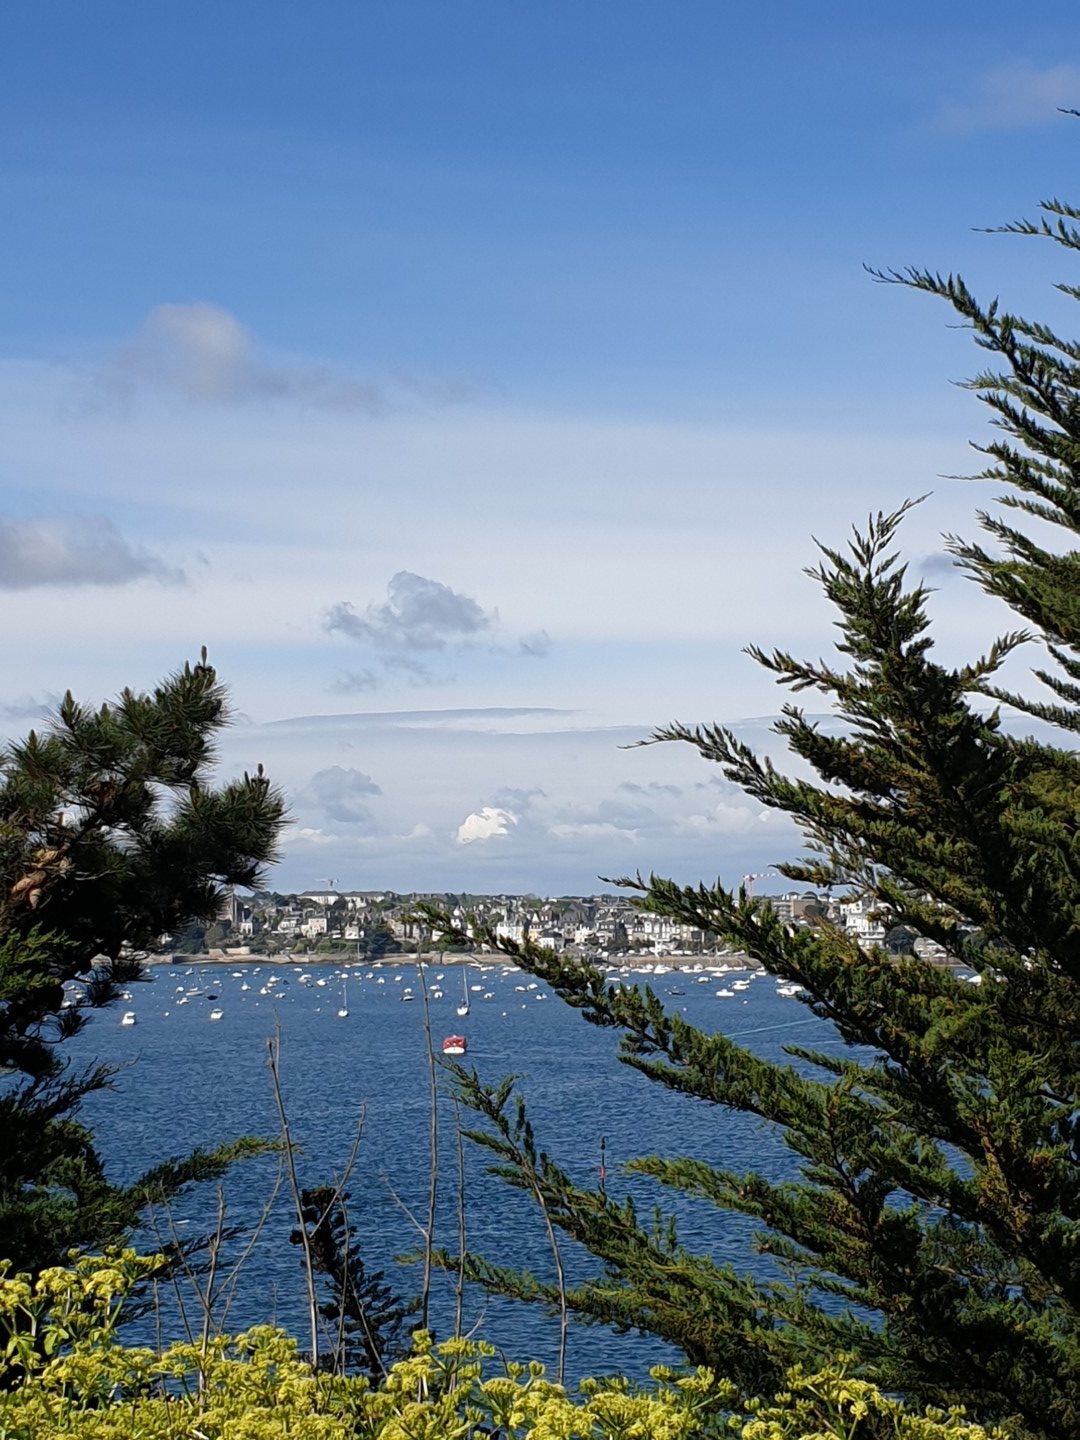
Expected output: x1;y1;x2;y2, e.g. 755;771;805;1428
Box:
742;868;778;897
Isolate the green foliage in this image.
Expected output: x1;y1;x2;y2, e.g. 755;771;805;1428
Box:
289;1186;418;1380
0;1255;1004;1439
422;187;1080;1438
360;924;399;960
0;656;285;1271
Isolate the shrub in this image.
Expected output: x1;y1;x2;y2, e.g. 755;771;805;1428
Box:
0;1254;1008;1438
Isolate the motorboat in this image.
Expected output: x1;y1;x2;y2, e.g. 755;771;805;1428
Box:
441;1035;467;1056
120;1011;136;1026
209;1007;224;1021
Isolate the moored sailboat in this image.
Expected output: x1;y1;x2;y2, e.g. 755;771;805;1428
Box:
456;966;470;1017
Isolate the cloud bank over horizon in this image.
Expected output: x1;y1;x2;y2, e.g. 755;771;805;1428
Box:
205;706;813;895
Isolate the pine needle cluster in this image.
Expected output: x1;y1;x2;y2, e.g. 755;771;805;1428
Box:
0;653;284;1271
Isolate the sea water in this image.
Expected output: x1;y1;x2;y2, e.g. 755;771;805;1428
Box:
65;959;838;1379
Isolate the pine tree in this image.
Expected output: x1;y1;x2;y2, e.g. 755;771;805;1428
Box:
0;653;284;1271
434;191;1080;1438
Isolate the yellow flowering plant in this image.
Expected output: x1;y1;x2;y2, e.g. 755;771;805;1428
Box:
0;1255;1013;1439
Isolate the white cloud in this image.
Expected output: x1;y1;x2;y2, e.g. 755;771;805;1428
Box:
456;806;518;844
935;62;1080;134
0;515;182;589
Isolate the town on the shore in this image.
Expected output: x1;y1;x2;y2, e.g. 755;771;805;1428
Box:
164;886;952;964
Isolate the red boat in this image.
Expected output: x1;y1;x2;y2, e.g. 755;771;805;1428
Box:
441;1035;468;1057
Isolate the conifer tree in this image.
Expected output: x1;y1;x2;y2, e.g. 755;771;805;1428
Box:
435;191;1080;1439
0;653;284;1271
289;1185;418;1378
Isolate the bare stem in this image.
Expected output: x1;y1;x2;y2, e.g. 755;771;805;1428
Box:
266;1027;320;1371
536;1181;569;1385
199;1187;228;1361
453;1100;467;1344
416;961;439;1333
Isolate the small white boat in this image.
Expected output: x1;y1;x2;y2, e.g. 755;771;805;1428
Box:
120;1011;136;1026
209;1007;224;1021
715;988;735;998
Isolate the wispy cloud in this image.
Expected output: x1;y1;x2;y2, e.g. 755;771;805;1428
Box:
329;668;381;695
519;629;552;657
934;62;1080;134
89;302;476;415
918;551;961;581
0;692;61;722
0;516;183;589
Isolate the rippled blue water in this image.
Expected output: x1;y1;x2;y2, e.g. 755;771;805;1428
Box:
67;958;838;1379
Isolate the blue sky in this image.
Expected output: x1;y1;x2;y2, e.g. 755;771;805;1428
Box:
4;3;1080;891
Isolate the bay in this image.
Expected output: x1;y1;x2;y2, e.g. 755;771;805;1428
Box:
67;957;839;1380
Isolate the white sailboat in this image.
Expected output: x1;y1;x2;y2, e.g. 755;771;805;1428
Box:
337;974;349;1018
456;966;470;1017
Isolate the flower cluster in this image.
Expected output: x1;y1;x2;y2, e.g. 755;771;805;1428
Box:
0;1255;1009;1439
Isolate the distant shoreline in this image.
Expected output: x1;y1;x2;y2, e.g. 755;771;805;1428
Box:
148;950;760;972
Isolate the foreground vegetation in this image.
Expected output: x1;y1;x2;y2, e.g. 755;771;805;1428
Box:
0;1253;1005;1439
